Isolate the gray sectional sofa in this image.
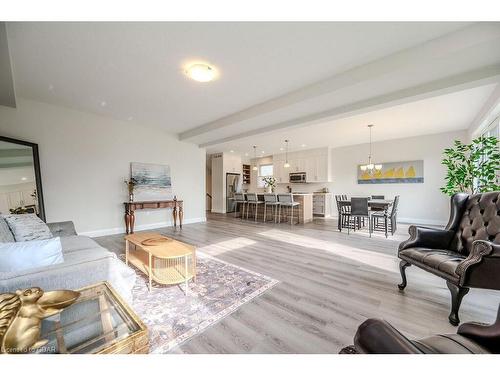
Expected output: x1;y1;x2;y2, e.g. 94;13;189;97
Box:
0;221;136;302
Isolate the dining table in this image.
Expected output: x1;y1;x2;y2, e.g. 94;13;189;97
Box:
337;198;394;235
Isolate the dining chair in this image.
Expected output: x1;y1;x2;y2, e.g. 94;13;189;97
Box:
263;194;280;223
336;195;358;231
245;193;263;221
335;195;343;230
371;195;400;237
348;197;372;237
277;193;300;225
233;193;247;219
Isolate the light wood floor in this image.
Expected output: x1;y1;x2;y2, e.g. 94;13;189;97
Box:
95;213;500;353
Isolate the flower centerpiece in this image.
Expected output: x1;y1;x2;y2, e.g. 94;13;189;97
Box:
124;177;137;202
262;176;277;193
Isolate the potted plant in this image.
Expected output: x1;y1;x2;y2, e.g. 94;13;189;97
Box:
441;136;500;196
263;176;277;193
124;178;137;202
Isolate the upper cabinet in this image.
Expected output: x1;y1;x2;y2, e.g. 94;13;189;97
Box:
273;147;331;183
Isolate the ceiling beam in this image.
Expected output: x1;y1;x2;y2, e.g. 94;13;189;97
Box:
0;149;32;157
180;23;500;142
199;64;500;148
0;162;33;168
468;83;500;138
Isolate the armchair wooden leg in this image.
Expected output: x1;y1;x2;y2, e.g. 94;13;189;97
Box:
398;260;411;290
446;281;469;326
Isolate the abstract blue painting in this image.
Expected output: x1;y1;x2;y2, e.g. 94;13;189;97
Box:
131;162;172;201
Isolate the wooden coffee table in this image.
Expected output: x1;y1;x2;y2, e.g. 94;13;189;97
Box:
125;232;196;294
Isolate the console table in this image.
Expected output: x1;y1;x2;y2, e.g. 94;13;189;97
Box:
123;199;183;234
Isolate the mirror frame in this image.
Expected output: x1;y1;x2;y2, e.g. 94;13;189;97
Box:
0;135;46;221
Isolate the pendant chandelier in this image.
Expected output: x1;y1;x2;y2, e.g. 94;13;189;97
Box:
252;146;258;171
360;124;382;173
284;140;290;168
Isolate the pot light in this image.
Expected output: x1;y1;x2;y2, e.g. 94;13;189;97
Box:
186;63;217;82
230;150;234;153
21;177;27;181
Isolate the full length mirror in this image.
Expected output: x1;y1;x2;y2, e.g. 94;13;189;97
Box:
0;136;46;221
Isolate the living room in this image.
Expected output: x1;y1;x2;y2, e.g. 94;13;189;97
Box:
1;1;500;373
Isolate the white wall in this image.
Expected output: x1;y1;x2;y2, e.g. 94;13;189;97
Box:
210;152;242;213
210;154;223;213
330;130;467;225
0;99;206;236
245;130;466;225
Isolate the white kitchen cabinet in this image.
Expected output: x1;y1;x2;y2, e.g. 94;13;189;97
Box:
312;193;333;217
273;147;330;183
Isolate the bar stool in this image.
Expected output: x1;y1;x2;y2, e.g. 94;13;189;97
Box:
263;194;280;223
233;193;247;219
245;193;263;221
277;193;300;225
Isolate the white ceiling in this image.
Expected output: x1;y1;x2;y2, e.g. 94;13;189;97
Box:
7;22;471;132
5;22;500;151
205;84;498;157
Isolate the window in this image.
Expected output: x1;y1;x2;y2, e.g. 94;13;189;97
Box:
257;164;273;188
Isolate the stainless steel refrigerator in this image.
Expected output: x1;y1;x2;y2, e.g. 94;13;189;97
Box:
226;173;241;213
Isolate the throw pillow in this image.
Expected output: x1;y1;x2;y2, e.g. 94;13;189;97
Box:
0;237;63;273
3;214;53;242
0;215;15;243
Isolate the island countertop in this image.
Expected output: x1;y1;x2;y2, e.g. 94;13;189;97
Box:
238;193;313;223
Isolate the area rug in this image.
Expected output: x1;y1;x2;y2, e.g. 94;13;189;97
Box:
123;253;279;353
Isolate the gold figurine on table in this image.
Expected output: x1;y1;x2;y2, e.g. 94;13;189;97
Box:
0;287;80;354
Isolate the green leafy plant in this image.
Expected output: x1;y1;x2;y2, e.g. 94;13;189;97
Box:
441;136;500;196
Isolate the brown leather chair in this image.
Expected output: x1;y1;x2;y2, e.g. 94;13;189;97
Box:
398;192;500;325
341;303;500;353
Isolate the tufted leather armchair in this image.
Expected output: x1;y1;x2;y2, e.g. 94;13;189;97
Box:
398;192;500;325
344;303;500;353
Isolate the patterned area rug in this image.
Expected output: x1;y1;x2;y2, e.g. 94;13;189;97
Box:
124;253;278;353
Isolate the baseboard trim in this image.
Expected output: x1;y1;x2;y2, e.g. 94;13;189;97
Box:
80;217;207;238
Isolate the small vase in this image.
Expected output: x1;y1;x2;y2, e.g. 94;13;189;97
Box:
266;186;272;193
129;193;134;202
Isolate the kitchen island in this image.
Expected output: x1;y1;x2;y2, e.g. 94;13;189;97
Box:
237;193;313;223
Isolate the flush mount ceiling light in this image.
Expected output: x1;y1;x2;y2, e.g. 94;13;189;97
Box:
360;124;383;174
185;63;217;82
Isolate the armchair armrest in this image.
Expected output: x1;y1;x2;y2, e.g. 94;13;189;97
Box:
455;240;500;278
399;225;455;252
354;318;422;354
457;303;500;353
47;221;77;237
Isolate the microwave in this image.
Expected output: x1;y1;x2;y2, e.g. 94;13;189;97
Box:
289;172;307;183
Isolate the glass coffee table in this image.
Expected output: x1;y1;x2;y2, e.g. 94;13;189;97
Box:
38;282;148;354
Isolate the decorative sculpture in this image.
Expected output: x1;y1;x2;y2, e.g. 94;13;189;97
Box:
0;287;80;354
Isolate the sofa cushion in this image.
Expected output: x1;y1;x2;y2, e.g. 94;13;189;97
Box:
0;216;15;243
399;247;466;276
3;214;53;242
0;237;64;272
59;235;102;254
450;192;500;255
